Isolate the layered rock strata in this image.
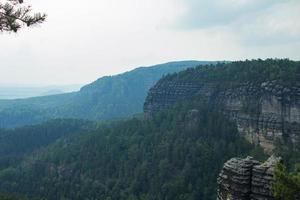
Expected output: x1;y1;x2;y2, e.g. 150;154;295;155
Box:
217;156;281;200
144;80;300;152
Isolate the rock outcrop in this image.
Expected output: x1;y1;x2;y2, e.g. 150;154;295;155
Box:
144;66;300;153
217;156;281;200
220;81;300;152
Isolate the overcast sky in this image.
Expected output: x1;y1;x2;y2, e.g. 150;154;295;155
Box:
0;0;299;86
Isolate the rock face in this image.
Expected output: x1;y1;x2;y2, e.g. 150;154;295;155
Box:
144;81;203;115
217;156;281;200
144;79;300;153
220;81;300;153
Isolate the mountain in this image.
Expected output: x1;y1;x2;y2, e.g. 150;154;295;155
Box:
0;61;215;128
144;59;300;153
0;85;81;100
0;59;298;200
40;89;64;96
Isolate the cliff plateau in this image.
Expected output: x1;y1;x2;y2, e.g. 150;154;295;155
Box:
144;60;300;152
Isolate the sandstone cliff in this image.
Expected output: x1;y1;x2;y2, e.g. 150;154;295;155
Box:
144;60;300;152
217;156;281;200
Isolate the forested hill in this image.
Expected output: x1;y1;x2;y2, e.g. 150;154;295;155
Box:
0;61;215;128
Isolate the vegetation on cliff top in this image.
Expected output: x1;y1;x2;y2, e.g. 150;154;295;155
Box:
160;59;300;87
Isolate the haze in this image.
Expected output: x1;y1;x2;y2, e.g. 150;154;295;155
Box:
0;0;299;86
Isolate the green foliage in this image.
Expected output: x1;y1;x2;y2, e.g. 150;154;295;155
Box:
273;163;300;200
0;101;258;200
248;145;268;162
0;119;95;170
274;138;300;170
0;193;26;200
162;59;299;87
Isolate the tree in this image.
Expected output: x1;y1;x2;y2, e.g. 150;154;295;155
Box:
273;163;300;200
0;0;46;32
0;193;26;200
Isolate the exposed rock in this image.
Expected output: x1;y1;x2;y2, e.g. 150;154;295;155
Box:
217;156;281;200
144;82;203;117
144;79;300;153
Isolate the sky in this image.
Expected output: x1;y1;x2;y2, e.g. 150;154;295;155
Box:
0;0;299;86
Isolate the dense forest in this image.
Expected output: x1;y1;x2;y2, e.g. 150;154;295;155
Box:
0;99;263;200
160;59;300;87
0;119;95;171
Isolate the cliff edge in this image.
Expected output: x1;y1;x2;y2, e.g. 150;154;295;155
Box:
144;59;300;152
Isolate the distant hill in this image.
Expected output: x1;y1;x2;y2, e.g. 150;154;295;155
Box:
0;85;82;99
0;61;216;128
40;89;64;96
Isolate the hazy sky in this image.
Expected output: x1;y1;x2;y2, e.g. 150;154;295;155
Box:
0;0;299;86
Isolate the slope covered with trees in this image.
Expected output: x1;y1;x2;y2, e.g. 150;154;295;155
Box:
0;61;214;128
0;99;261;200
0;119;95;171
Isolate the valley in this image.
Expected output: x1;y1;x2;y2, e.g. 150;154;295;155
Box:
1;0;299;198
0;59;299;200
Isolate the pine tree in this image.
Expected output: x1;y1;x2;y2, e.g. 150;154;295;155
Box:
0;0;46;32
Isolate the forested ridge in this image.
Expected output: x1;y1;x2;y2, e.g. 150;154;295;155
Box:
159;59;299;87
